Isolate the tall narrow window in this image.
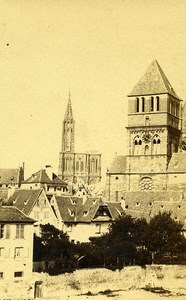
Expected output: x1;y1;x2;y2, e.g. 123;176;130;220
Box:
80;161;84;172
142;97;145;112
16;225;24;239
0;225;4;239
151;97;154;111
156;96;160;111
5;225;10;239
136;97;139;112
76;161;79;171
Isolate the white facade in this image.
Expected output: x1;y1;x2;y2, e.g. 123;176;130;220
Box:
0;223;33;281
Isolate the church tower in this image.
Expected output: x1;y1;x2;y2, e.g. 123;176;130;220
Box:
126;60;182;190
61;91;75;153
58;92;102;185
58;92;75;182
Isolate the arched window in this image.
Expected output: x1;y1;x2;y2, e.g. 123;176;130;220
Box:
152;134;161;154
76;161;79;171
136;97;139;112
156;96;160;111
142;97;145;112
80;161;84;172
133;135;142;155
151;97;154;111
144;145;150;155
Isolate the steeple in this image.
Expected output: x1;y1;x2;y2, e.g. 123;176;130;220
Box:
61;91;75;153
64;89;73;120
129;59;179;99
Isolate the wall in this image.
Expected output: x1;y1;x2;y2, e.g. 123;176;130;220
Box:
0;223;33;281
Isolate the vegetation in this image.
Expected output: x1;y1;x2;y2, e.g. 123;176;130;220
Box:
33;212;186;274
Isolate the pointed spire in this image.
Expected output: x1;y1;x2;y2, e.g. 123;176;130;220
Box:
129;60;180;99
64;89;73;119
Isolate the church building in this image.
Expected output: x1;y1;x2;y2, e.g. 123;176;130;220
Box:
58;93;101;185
105;60;186;226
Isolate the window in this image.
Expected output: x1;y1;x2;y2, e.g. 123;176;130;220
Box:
156;96;160;111
14;272;23;278
0;272;3;279
136;97;139;112
76;161;79;171
14;247;24;258
16;224;24;239
80;161;84;172
151;96;154;111
0;224;4;238
0;248;5;257
5;225;10;239
142;97;145;112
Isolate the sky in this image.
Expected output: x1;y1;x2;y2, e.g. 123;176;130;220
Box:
0;0;186;180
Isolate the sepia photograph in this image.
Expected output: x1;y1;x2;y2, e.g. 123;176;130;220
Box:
0;0;186;299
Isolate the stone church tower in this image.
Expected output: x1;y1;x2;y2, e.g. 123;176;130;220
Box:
105;60;185;202
126;59;182;191
58;92;101;185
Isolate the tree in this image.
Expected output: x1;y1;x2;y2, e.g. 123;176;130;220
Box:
40;224;71;260
147;212;185;255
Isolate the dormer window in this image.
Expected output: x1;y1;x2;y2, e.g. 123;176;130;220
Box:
83;211;88;216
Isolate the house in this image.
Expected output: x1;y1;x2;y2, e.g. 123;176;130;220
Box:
0;166;24;188
0;206;35;297
50;195;124;242
21;166;68;195
6;189;59;235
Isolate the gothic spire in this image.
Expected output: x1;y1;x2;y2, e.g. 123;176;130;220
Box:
64;89;73;119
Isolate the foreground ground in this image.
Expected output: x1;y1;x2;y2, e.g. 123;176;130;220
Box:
31;265;186;300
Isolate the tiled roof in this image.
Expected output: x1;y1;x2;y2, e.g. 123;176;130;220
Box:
23;169;52;184
0;189;8;201
6;189;43;215
23;169;67;186
123;191;186;228
53;196;124;223
107;155;127;174
128;60;180;98
0;168;20;185
0;206;35;223
48;174;68;186
168;153;186;172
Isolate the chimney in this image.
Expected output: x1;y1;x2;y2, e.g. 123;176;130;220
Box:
45;165;53;180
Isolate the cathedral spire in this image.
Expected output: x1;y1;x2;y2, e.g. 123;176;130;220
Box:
64;89;73;119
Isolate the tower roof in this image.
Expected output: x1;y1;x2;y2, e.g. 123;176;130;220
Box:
64;90;73;119
128;60;180;99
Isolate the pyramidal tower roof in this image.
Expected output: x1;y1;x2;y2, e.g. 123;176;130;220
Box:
129;60;180;99
64;90;73;119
